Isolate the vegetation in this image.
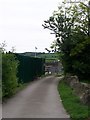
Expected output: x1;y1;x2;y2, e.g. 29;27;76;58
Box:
58;80;90;120
2;51;45;100
20;52;59;63
42;0;90;81
2;53;19;98
15;53;45;83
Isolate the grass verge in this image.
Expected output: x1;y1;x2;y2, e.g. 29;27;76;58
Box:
58;80;90;120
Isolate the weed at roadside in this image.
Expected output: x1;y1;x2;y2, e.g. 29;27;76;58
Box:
58;80;89;120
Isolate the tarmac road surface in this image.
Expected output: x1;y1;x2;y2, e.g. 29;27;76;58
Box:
2;76;70;118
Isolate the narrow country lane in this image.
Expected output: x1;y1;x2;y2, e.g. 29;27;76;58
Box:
2;76;70;118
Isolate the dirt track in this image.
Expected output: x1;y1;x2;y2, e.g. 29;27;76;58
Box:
2;76;70;118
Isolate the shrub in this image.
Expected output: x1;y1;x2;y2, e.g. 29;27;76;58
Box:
2;53;19;98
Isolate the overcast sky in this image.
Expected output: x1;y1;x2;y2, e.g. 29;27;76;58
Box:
0;0;63;53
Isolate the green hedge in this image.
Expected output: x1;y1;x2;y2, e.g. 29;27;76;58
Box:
2;53;45;99
15;53;45;83
2;53;19;98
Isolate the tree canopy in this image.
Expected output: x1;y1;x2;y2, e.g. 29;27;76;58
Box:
42;0;90;80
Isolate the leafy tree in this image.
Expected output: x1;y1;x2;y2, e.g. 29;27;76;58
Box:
0;41;7;53
42;0;90;80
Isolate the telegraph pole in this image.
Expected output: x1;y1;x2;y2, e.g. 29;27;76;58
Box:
35;46;37;57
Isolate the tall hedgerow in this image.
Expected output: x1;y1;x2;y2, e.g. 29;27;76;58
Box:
2;53;19;98
15;53;45;83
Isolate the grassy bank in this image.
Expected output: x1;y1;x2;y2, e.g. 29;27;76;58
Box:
58;80;89;120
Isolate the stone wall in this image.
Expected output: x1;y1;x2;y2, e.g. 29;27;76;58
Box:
64;74;90;105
